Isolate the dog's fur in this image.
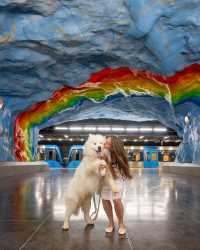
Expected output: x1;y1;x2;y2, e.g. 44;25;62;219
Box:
62;134;118;230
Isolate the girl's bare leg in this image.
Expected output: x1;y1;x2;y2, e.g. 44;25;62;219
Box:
102;199;115;232
113;198;126;234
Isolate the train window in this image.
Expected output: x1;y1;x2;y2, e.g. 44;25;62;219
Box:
48;150;54;160
69;149;83;161
163;152;170;162
69;150;79;161
152;152;157;161
145;152;150;161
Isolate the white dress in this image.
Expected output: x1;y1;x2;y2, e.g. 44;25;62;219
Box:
101;149;125;201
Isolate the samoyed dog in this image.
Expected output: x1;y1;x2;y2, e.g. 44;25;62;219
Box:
62;134;118;230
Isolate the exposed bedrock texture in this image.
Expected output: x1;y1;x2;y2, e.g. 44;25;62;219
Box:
0;0;200;162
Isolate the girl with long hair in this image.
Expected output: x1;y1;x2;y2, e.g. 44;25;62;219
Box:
101;135;132;235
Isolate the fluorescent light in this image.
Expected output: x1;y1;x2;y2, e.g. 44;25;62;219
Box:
69;138;73;141
39;134;44;138
140;146;144;150
83;126;96;131
139;136;144;139
126;127;139;132
97;127;111;131
80;138;84;141
130;146;135;150
144;139;148;142
112;127;125;132
69;126;82;131
54;126;68;130
64;135;69;138
153;127;167;132
58;138;63;141
47;138;52;141
134;139;138;142
159;147;163;150
123;139;127;142
164;136;169;139
139;127;152;132
169;147;174;150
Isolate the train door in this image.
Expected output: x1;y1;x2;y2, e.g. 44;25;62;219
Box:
67;145;83;168
37;145;63;168
143;146;159;168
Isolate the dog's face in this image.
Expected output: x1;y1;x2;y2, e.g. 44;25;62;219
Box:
84;134;106;157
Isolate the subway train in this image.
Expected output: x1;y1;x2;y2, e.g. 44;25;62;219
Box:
37;144;83;169
37;144;176;169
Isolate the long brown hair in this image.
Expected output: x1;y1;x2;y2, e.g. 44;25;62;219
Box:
106;136;132;180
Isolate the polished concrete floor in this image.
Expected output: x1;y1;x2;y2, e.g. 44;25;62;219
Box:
0;168;200;250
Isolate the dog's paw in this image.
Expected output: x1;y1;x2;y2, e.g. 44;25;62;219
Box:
99;160;106;167
62;225;69;231
100;167;106;176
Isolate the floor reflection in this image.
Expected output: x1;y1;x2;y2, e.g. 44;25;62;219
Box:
0;168;200;249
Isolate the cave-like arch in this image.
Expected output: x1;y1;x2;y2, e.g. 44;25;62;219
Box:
14;64;200;162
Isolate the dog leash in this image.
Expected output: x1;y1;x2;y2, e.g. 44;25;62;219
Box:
89;152;106;221
90;190;101;222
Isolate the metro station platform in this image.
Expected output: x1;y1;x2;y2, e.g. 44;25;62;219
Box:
0;168;200;250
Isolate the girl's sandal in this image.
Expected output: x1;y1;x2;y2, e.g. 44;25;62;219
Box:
118;226;126;235
105;225;115;233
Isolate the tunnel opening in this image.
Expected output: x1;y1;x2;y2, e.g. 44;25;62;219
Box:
37;118;181;168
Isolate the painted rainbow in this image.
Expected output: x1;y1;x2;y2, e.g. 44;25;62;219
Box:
14;64;200;161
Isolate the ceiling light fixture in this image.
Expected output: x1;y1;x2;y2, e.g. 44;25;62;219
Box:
126;127;139;132
83;126;96;131
153;127;167;132
69;126;82;131
139;127;153;132
112;127;125;132
54;126;68;130
97;127;111;131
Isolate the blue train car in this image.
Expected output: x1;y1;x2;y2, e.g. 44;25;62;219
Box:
66;145;84;169
37;145;64;168
143;146;159;168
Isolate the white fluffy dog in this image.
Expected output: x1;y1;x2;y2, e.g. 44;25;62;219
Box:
62;134;118;230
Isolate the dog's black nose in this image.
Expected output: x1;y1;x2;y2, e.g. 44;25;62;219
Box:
98;146;102;152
